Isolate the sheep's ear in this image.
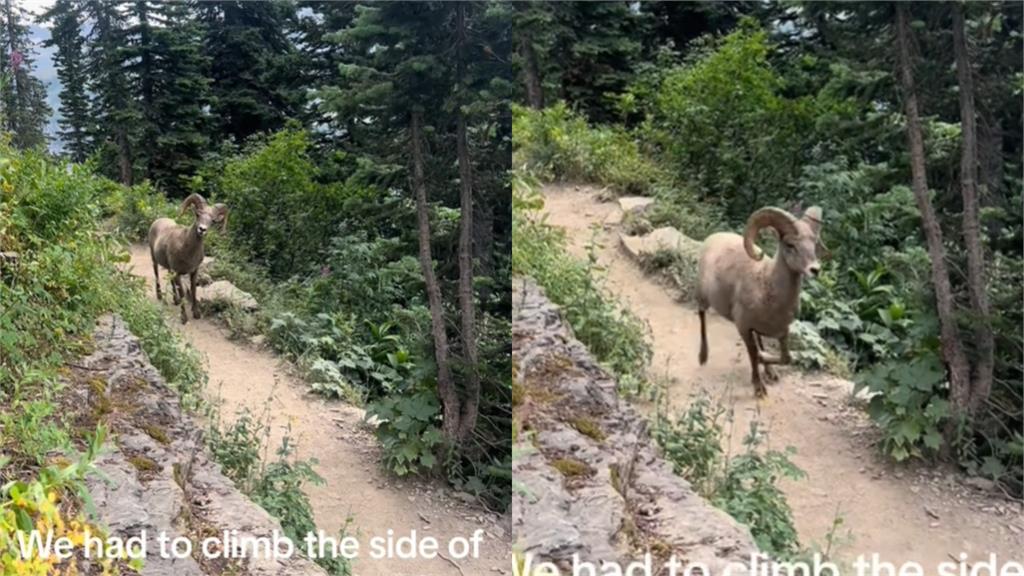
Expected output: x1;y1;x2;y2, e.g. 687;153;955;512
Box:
802;206;823;235
213;204;229;232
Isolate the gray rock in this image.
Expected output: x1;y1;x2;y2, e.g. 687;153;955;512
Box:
200;280;258;311
964;476;997;492
619;227;701;262
512;279;757;573
74;315;326;575
617;196;655;215
195;257;215;287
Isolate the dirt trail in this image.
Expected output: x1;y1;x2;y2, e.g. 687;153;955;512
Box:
542;184;1022;567
127;244;509;576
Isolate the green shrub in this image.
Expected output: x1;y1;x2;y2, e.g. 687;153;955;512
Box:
713;423;805;559
208;410;351;575
653;395;805;559
106;180;176;240
855;353;950;462
512;102;662;195
365;389;444;476
642;21;816;221
0;400;72;465
651;397;724;496
205;129;367;279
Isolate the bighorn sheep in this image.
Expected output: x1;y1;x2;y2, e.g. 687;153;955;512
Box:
696;206;822;398
148;193;228;323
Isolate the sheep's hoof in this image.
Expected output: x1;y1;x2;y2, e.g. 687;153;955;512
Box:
764;366;779;383
180;310;189;324
753;382;768;399
193;308;202;320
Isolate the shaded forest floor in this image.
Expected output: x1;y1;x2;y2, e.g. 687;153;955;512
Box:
126;244;510;576
541;184;1022;566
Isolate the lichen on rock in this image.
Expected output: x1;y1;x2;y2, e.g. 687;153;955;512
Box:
512;279;757;573
69;315;326;576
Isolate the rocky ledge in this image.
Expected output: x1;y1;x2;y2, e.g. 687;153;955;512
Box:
67;314;324;575
512;278;756;574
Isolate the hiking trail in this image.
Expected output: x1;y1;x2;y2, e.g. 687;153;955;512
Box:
127;244;510;576
541;184;1022;566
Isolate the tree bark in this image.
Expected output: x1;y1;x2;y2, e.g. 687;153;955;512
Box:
951;3;994;414
519;36;544;109
4;0;23;138
894;3;972;415
117;127;133;186
410;110;460;442
455;2;480;443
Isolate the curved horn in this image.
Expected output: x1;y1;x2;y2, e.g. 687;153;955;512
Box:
179;193;207;216
743;207;798;260
213;203;229;232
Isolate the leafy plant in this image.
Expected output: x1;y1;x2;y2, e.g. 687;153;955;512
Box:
0;400;72;465
652;395;805;559
651;397;724;496
366;389;444;476
713;422;805;559
208;410;351;575
512;102;662;195
855;353;950;461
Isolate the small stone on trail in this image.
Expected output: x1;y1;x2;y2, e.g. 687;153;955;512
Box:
964;476;996;492
924;505;941;519
617;196;655;214
201;280;258;311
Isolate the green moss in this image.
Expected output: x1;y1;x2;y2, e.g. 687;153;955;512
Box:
143;424;170;445
129;455;160;473
551;457;592;478
569;416;606;442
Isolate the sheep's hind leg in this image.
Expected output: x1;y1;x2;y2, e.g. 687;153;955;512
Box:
171;273;183;305
756;333;779;383
741;329;767;398
152;256;163;302
698;309;709;365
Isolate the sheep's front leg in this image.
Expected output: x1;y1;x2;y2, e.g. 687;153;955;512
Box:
741;329;767;398
175;275;188;324
756;333;779;382
190;272;201;320
171;273;182;305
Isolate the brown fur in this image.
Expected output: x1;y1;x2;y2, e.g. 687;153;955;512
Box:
147;193;228;323
696;206;822;397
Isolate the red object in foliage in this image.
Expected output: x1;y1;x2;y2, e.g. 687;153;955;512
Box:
10;50;23;71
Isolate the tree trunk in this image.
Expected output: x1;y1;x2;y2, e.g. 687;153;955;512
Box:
4;0;22;138
410;110;460;442
894;3;972;416
519;37;544;109
117;127;133;186
455;2;480;443
951;3;994;414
